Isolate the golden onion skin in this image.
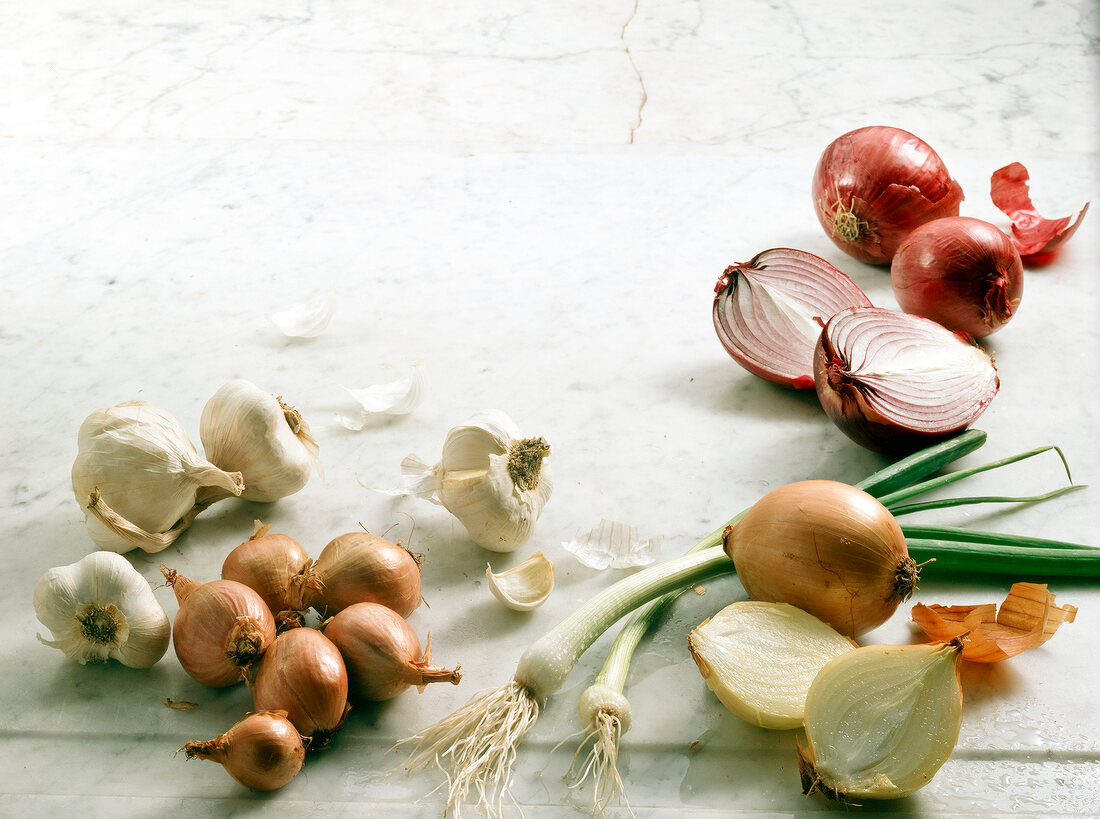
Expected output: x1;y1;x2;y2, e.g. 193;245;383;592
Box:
723;480;915;638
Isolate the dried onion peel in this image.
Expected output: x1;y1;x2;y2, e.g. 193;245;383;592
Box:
911;581;1077;662
990;162;1089;259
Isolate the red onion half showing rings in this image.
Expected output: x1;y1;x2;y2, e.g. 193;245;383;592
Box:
812;126;964;265
891;216;1024;338
813;307;999;454
712;248;872;390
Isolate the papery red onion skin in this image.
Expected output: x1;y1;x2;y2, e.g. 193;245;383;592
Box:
891;216;1023;338
712;248;873;390
990;162;1090;259
813;307;999;455
812;126;964;265
164;569;276;688
324;602;462;702
251;627;349;749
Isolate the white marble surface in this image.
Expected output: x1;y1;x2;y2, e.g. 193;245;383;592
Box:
2;1;1098;816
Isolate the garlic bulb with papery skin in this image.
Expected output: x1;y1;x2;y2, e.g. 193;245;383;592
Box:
403;409;552;552
71;402;245;554
200;380;320;502
799;640;964;800
34;551;170;667
688;602;857;730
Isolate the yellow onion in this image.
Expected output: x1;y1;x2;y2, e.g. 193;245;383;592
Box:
324;602;462;702
220;522;317;615
798;640;964;800
179;710;304;790
250;626;349;749
722;480;916;638
299;531;422;618
163;568;276;687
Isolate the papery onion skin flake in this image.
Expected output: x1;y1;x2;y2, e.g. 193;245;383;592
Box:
990;162;1090;259
812;126;964;265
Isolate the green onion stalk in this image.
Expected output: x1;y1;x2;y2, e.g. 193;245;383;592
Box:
395;431;1096;817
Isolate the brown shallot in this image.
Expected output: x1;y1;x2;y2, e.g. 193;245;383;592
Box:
324;602;462;702
299;531;422;618
221;521;317;614
250;626;349;749
179;710;305;790
163;567;276;687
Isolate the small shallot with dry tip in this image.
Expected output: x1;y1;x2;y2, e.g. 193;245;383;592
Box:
911;582;1077;663
162;568;276;687
723;480;916;638
812;126;964;264
891;216;1023;337
688;601;857;729
712;248;872;389
250;626;349;749
323;602;462;701
221;521;317;615
798;640;964;800
298;530;422;618
814;306;999;454
179;710;305;791
990;162;1089;260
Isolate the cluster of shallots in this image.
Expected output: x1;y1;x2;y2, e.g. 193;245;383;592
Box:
687;480;1077;800
71;379;320;554
713;125;1088;455
169;523;460;790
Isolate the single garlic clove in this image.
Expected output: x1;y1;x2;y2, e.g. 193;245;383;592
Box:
486;552;555;611
688;601;857;730
799;640;964;800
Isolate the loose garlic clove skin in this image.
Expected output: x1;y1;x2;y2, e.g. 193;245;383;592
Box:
799;640;964;801
72;402;245;554
34;552;171;667
200;380;320;503
688;601;857;730
486;552;555;611
408;409;552;552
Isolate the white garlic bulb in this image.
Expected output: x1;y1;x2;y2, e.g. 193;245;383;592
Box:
72;401;245;554
799;640;964;800
200;380;320;502
34;551;171;667
688;601;856;730
402;409;552;552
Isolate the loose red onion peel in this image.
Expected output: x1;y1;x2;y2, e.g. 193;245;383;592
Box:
891;216;1023;338
990;162;1089;260
813;306;999;454
812;126;964;265
713;248;873;389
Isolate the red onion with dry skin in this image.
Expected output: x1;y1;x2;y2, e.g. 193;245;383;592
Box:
162;567;276;687
990;162;1090;260
813;306;999;455
300;531;422;618
891;216;1024;338
324;602;462;702
220;522;318;614
712;248;873;389
250;626;349;749
179;710;305;790
812;126;964;265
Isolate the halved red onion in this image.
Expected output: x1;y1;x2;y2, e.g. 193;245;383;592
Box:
812;126;964;265
814;307;999;454
891;216;1023;338
712;248;873;390
990;162;1090;260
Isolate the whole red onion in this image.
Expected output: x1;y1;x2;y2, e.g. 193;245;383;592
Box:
812;126;964;265
891;217;1023;338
